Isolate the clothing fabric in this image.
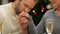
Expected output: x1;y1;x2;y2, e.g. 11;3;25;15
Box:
0;3;22;34
37;9;60;34
28;17;38;34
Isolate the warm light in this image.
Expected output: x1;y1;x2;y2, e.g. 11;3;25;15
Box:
41;5;45;10
32;10;37;15
41;5;45;12
33;10;35;13
43;8;44;10
46;4;52;9
41;9;44;12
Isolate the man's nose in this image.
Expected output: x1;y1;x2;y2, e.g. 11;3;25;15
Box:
25;8;30;13
49;0;51;2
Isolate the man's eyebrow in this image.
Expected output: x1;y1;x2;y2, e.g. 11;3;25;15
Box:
24;3;28;7
24;3;33;9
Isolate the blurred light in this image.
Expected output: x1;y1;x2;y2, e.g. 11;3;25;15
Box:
33;10;35;13
41;5;44;10
32;10;37;15
34;12;37;15
41;9;44;12
46;4;52;9
41;5;45;12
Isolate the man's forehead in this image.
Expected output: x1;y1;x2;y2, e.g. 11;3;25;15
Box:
25;0;36;7
21;0;36;9
23;0;36;4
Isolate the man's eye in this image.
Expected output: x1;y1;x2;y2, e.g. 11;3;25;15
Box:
24;4;28;7
29;8;32;10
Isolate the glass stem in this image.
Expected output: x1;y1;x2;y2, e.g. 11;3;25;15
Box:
48;33;52;34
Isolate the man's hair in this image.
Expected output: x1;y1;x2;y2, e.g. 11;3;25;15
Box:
9;0;38;3
9;0;15;2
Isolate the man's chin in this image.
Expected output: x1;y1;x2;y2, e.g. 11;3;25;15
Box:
52;5;56;8
52;4;57;7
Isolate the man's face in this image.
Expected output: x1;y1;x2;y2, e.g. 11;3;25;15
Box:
49;0;60;8
17;0;36;13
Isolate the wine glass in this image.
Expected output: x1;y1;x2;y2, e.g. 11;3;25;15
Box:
0;18;3;34
46;19;53;34
0;21;2;34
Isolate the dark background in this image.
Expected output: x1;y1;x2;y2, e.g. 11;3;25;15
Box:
0;0;1;5
29;0;51;26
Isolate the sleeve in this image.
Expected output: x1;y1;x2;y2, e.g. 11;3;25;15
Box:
0;17;3;24
0;11;7;34
0;7;5;24
36;15;46;34
0;14;4;24
28;17;38;34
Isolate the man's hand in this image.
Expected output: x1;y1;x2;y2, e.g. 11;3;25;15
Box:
19;17;29;30
18;11;30;19
18;12;30;30
18;12;30;34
